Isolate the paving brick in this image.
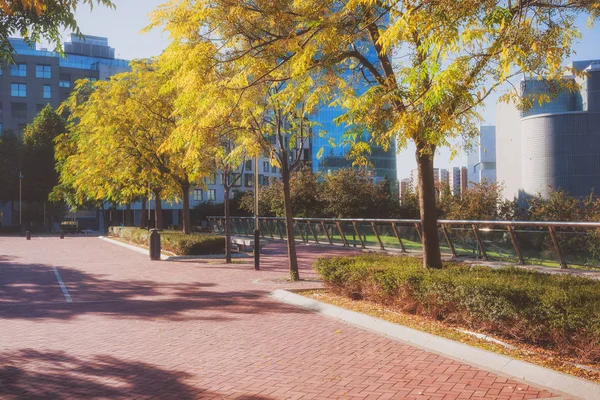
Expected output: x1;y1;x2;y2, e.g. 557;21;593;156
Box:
0;236;564;399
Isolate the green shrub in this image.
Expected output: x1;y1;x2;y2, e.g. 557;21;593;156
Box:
315;255;600;363
108;227;225;256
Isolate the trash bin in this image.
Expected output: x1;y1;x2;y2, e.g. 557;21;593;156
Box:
149;229;161;260
26;231;31;240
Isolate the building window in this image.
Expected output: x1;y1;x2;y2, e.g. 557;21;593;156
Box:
36;65;51;79
231;173;241;187
245;173;254;187
11;83;26;97
43;85;51;99
205;174;216;185
303;148;309;160
10;64;26;77
244;159;253;171
0;123;3;134
36;104;45;112
232;189;240;199
207;189;216;201
193;189;203;201
272;166;278;174
12;103;27;119
59;80;70;88
263;161;270;173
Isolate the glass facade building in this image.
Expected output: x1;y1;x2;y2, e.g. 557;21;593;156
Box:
310;34;397;184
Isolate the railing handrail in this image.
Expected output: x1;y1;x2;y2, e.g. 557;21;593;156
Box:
207;216;600;229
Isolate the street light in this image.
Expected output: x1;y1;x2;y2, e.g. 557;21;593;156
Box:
254;155;260;270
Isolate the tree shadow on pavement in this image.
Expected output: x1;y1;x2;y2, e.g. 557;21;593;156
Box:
0;261;309;322
0;349;275;399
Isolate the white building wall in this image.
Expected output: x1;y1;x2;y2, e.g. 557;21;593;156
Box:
467;125;497;186
496;102;523;200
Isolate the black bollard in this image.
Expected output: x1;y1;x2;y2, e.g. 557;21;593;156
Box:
149;229;161;260
60;230;64;239
26;231;31;240
254;229;260;270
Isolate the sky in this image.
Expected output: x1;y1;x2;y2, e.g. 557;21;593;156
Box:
53;1;600;180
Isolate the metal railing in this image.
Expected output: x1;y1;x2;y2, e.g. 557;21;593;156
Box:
207;216;600;270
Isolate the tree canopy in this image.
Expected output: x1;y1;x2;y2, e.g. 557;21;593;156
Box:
151;0;599;269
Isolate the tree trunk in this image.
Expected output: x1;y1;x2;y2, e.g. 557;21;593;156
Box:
153;189;163;230
281;165;300;281
140;196;147;229
416;145;442;269
182;183;191;234
224;184;232;264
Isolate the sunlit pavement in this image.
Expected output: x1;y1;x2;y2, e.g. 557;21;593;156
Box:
0;236;561;399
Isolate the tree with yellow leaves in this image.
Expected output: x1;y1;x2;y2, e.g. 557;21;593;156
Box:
54;60;212;233
151;0;598;269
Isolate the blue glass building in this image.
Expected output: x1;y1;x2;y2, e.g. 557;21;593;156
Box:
310;31;397;185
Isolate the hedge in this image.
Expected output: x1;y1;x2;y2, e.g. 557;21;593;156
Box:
109;227;225;256
314;255;600;363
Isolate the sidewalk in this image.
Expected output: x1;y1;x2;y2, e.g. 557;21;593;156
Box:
0;236;568;399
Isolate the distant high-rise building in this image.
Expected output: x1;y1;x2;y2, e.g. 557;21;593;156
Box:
399;178;411;200
437;169;449;194
497;59;600;201
467;126;497;187
409;169;419;193
449;167;461;196
460;167;469;196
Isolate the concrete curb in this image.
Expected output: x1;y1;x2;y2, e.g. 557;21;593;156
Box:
98;236;169;260
270;289;600;400
97;236;246;261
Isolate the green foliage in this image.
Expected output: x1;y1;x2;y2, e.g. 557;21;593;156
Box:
0;132;22;203
0;0;114;64
240;167;400;218
22;105;66;203
438;180;515;221
108;226;225;256
315;255;600;363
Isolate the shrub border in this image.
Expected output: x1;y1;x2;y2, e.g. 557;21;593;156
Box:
270;288;600;400
98;236;248;260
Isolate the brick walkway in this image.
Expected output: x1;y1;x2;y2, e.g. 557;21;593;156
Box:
0;235;563;399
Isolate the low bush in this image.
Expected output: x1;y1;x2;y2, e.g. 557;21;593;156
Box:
315;255;600;363
109;226;225;256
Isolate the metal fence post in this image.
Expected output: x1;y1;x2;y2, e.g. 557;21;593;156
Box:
370;222;385;250
336;221;349;247
414;223;423;243
390;222;407;252
321;221;334;245
471;224;489;261
441;224;457;258
548;226;568;269
307;221;319;244
352;221;365;249
507;225;525;265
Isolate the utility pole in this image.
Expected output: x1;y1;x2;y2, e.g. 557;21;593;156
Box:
254;155;260;270
19;171;23;226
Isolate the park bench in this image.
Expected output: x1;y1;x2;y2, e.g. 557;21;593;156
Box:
231;237;269;252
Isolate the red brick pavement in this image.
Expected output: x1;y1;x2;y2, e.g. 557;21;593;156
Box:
0;235;563;399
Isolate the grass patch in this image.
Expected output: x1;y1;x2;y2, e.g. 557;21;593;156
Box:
109;227;225;256
314;254;600;365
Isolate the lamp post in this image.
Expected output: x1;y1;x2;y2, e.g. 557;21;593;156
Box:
254;155;260;270
18;171;23;226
